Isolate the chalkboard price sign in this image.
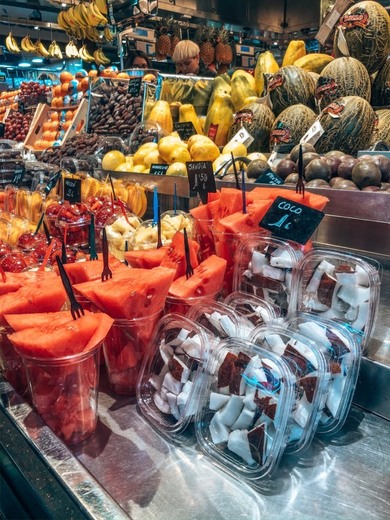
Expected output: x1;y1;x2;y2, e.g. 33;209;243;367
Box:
18;101;26;114
173;122;197;141
11;165;26;186
150;163;169;175
255;169;284;185
186;161;216;204
0;123;4;138
128;77;142;97
63;177;82;203
259;196;325;244
45;169;61;195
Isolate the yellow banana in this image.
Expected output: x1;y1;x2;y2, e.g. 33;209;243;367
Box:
97;48;110;65
58;10;71;31
104;26;114;42
80;44;95;63
5;32;21;54
21;35;36;53
35;40;50;58
88;1;108;26
95;0;108;16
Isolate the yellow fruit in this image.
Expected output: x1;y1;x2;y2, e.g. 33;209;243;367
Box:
102;150;126;171
143;149;166;168
254;51;279;96
293;53;334;74
178;104;203;135
168;146;192;164
125;155;134;164
204;93;234;147
158;135;184;162
230;71;257;111
166;162;188;177
190;140;220;162
115;162;134;172
133;142;158;166
187;134;212;149
282;40;306;67
222;142;247;157
213;153;233;173
147;100;173;134
132;164;147;173
247;152;268;162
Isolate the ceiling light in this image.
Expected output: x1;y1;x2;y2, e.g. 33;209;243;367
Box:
61;2;67;7
32;57;43;63
19;62;31;67
34;25;40;30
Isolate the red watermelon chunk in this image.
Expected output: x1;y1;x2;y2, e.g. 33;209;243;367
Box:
0;270;58;296
218;200;273;234
124;246;168;269
250;187;329;211
160;231;200;279
213;188;254;223
0;278;67;318
4;311;74;331
74;266;176;319
61;254;126;284
168;255;227;299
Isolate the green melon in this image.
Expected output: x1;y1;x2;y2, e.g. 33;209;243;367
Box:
315;96;376;156
334;1;390;75
227;103;275;153
371;57;390;107
316;57;371;110
371;109;390;146
267;66;316;116
269;104;317;152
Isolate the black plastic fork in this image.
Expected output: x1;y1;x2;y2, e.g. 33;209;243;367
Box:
183;228;194;279
56;256;84;320
295;144;305;197
101;228;112;282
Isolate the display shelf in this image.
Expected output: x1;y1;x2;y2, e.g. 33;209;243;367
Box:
1;375;389;520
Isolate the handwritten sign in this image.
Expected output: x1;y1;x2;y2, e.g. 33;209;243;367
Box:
255;169;284;185
186;161;216;204
259;196;325;244
174;122;197;141
11;164;26;186
63;177;82;203
45;170;61;195
150;163;169;175
128;77;142;97
0;122;4;138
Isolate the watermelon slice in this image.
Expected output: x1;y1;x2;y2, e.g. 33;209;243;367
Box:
218;200;273;234
4;311;74;332
7;313;102;358
61;254;125;284
84;312;114;351
168;255;227;299
124;246;168;269
74;266;176;319
213;187;254;223
160;231;200;279
0;278;67;317
0;270;58;296
250;187;329;211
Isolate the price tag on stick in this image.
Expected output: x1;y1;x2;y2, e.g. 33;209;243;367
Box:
186;161;216;204
0;123;5;138
63;177;82;203
150;163;169;175
174;122;197;141
255;169;284;185
11;164;26;186
259;196;325;244
128;77;142;97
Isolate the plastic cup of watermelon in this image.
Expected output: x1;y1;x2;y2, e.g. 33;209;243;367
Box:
0;325;28;396
165;291;220;317
102;310;162;396
23;341;101;445
192;217;215;262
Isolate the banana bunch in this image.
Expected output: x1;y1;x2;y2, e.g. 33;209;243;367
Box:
21;35;38;53
79;44;95;63
35;40;50;58
85;26;102;43
93;48;110;66
5;32;21;54
58;1;108;34
65;40;79;59
104;26;114;42
48;41;63;60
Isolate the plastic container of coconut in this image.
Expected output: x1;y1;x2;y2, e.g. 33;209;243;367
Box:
224;291;283;330
289;248;382;353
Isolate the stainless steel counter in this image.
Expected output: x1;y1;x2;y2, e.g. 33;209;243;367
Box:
1;375;389;520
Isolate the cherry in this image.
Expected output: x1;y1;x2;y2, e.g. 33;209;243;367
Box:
0;252;28;273
0;240;13;259
17;232;47;251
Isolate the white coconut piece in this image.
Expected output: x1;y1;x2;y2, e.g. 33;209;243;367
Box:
321;307;345;321
149;373;164;392
218;385;231;395
306;269;325;293
262;333;285;355
153;391;171;414
355;265;370;286
289;339;319;370
177;328;191;343
298;321;331;349
209;412;230;444
270;248;294;269
293;392;312;428
345;305;359;322
237;318;255;339
227;429;256;465
285;270;292;290
263;264;285;282
177;380;195;416
219;315;237;337
162;372;183;395
243;385;257;411
170;355;191;383
231;407;255;430
182;334;203;360
251;250;267;274
243;268;253;279
326;373;346;417
352;301;369;331
303;295;330;312
166;392;180;420
335;271;358;285
209;392;230;410
218;395;244;427
160;341;174;364
318;260;336;274
337;285;370;306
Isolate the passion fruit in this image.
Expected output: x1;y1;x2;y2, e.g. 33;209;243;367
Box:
325;150;345;159
284;173;299;184
371;155;390;182
290;142;316;163
331;178;359;190
300;152;320;171
246;159;271;179
305;179;329;188
305;158;332;182
275;159;297;180
337;157;358;179
351;160;382;189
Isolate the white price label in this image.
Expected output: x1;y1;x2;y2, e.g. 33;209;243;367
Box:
268;150;286;169
227;127;254;149
300;120;325;145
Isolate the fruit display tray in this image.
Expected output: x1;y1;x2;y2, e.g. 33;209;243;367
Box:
0;376;389;520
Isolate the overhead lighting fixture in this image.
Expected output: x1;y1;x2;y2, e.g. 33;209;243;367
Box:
273;41;278;46
32;57;43;63
19;62;31;67
61;2;67;7
34;26;40;30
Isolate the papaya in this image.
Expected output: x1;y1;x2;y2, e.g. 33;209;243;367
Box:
293;53;334;74
204;93;235;147
230;71;257;111
147;100;173;134
179;104;203;135
208;75;232;110
282;40;306;67
254;51;279;96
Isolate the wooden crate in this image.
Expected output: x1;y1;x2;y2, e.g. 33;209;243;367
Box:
24;98;88;151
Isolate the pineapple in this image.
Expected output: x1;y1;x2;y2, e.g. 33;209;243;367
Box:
169;20;181;56
198;27;216;66
155;19;171;60
215;28;233;65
